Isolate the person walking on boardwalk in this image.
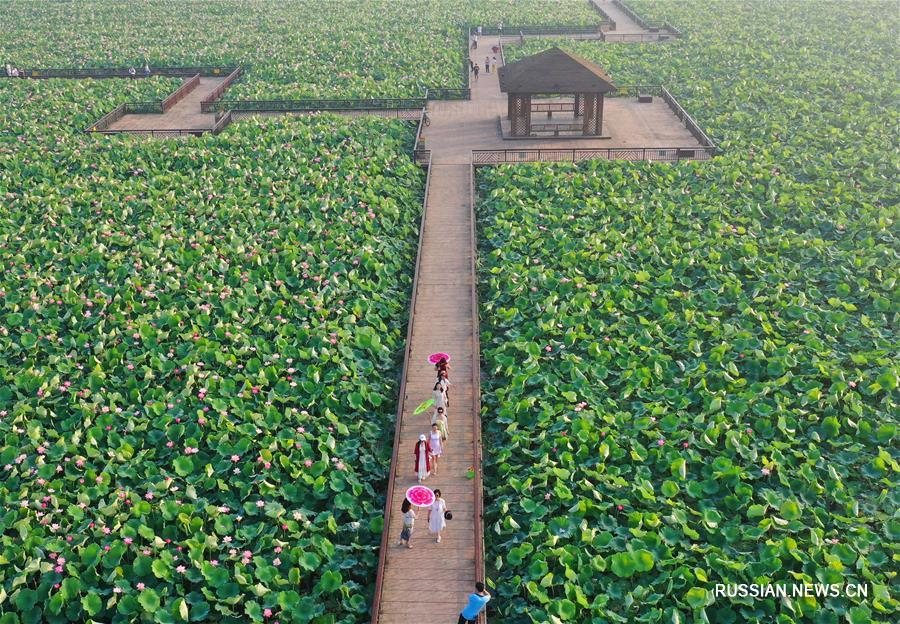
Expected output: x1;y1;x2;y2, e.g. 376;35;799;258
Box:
429;423;443;475
438;368;451;407
491;56;498;73
484;56;490;74
433;406;449;442
414;434;432;483
427;489;449;543
432;380;447;415
397;498;417;549
458;582;491;623
473;63;479;80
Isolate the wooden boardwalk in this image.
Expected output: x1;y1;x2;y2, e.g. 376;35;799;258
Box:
372;23;704;621
107;76;225;131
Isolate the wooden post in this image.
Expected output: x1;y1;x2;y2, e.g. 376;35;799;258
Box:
582;93;594;135
597;94;604;135
574;93;583;118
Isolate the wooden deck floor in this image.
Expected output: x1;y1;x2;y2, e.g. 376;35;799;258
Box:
107;76;225;131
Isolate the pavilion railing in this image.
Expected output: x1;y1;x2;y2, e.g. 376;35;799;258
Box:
472;146;715;164
211;110;233;135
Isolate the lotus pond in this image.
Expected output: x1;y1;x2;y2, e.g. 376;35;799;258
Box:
0;78;425;623
480;0;898;622
0;0;602;99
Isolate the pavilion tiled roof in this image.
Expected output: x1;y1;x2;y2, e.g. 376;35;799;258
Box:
498;47;617;94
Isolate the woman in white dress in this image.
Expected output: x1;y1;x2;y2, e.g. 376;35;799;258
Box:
427;489;448;543
432;380;446;412
429;423;443;476
414;434;431;483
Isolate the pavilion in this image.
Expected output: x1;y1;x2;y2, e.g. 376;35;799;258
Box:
497;47;617;138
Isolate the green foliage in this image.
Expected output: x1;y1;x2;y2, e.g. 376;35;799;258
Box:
480;4;898;622
0;81;424;622
0;0;601;99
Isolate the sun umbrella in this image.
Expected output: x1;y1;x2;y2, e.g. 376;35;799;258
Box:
406;485;435;507
428;353;451;364
413;399;435;415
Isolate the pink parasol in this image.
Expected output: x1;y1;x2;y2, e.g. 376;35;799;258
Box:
428;353;451;365
406;485;435;507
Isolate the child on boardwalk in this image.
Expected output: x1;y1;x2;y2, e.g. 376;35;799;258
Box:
397;498;417;548
473;64;479;80
427;489;449;543
429;423;443;475
414;434;432;483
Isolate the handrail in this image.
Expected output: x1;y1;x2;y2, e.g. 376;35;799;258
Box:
661;86;716;148
162;73;200;112
610;0;681;37
589;0;617;30
207;97;426;113
124;101;164;114
200;67;243;112
90;128;207;137
211;110;233;134
472;146;715;164
85;103;125;132
369;149;433;624
4;66;240;79
469;158;487;623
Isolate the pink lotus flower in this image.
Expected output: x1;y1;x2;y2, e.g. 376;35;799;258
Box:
176;565;186;573
657;439;665;446
616;505;624;511
123;537;133;545
256;500;265;507
761;468;771;476
136;582;145;590
304;459;313;467
264;609;273;618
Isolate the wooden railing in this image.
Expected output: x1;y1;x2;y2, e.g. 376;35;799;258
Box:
472;146;715;164
90;128;207;138
4;66;240;79
124;101;164;114
85;103;125;132
424;87;471;101
205;97;426;114
468;160;487;623
369;149;433;624
661;87;716;149
602;31;674;42
211;110;233;135
199;67;243;112
588;0;617;30
611;0;681;37
162;73;200;112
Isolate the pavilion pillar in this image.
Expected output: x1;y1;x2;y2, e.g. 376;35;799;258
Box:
597;94;604;135
510;93;530;136
582;93;596;136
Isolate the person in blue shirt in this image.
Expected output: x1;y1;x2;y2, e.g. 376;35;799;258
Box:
458;582;491;623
